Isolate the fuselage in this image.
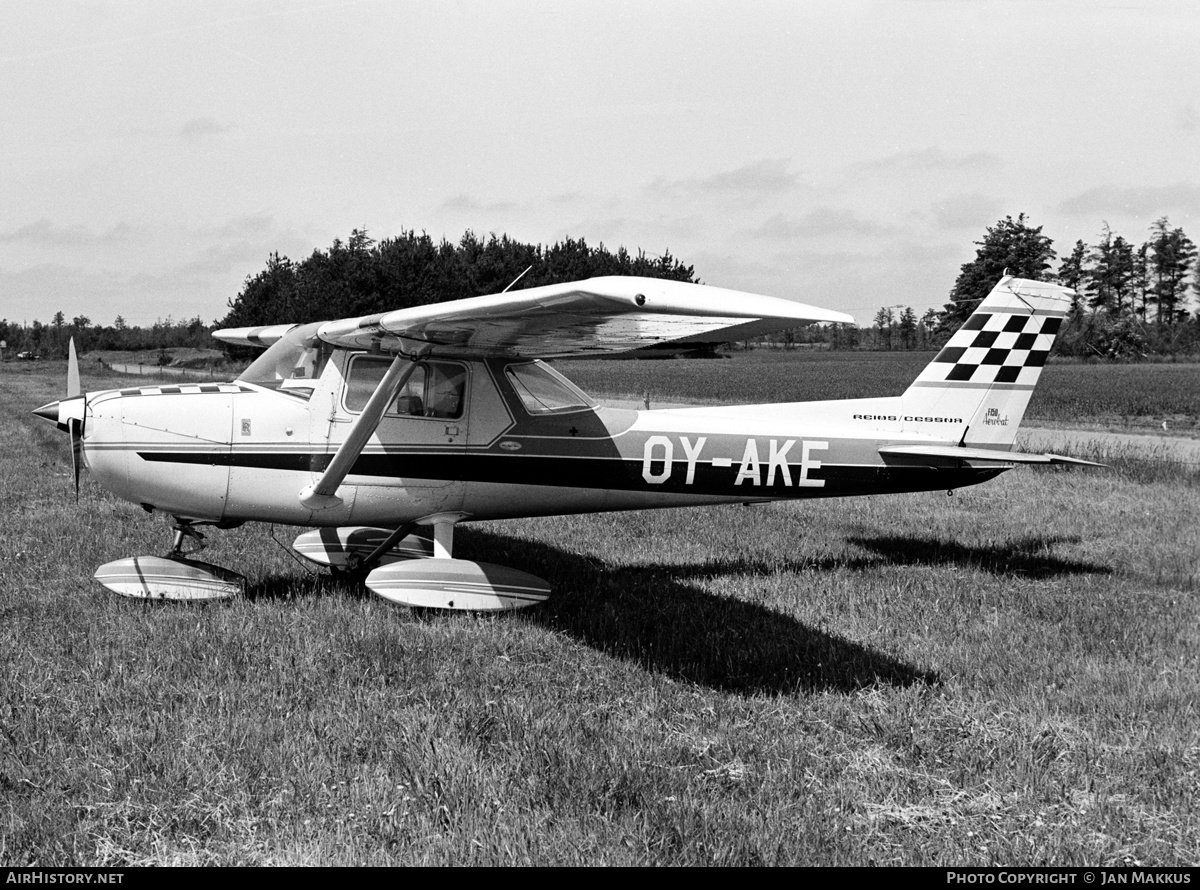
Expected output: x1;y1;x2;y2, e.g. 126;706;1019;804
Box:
67;349;1005;527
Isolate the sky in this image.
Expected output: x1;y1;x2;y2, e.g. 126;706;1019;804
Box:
2;0;1199;329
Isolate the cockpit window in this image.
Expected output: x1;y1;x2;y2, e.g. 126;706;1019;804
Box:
345;356;466;419
237;322;328;398
505;360;595;414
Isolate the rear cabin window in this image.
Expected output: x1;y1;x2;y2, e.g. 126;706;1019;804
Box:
505;361;594;414
345;357;466;419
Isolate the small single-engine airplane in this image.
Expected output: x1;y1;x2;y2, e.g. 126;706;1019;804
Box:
35;274;1097;608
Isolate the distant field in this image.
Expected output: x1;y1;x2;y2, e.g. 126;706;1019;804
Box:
17;348;1200;431
557;351;1200;432
2;360;1197;865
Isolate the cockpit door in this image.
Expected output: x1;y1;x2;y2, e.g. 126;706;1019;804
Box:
332;354;470;489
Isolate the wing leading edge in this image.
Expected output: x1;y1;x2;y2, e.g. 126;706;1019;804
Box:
215;277;854;357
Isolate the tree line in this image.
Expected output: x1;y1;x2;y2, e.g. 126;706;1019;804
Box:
0;313;214;361
220;229;698;329
907;213;1197;358
7;217;1198;362
2;230;696;361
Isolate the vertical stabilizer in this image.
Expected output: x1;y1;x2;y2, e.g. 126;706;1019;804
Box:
902;277;1073;447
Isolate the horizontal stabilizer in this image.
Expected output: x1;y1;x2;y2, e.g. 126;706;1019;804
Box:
880;444;1105;467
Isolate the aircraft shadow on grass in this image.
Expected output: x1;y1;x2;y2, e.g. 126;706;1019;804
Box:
456;528;941;696
241;528;1109;696
245;559;930;696
845;534;1111;579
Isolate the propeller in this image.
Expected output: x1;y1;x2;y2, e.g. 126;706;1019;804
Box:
67;337;81;398
32;338;87;499
69;416;83;499
67;338;83;498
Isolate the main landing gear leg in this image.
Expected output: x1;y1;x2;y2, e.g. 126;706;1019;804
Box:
338;522;420;577
430;517;455;559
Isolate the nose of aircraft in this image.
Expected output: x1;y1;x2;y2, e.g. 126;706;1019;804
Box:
33;394;89;495
33;395;86;432
33;400;61;425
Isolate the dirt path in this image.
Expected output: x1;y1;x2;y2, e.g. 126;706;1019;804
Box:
1019;426;1200;463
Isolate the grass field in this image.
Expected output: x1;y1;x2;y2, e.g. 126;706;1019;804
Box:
1;358;1197;865
559;351;1200;433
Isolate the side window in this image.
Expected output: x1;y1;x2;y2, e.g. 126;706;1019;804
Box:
344;356;465;419
393;366;427;416
344;356;389;412
424;363;466;418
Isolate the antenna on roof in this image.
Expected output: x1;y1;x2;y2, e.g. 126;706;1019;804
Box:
502;265;534;293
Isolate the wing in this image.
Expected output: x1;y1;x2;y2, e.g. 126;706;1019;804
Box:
211;323;300;348
215;276;852;357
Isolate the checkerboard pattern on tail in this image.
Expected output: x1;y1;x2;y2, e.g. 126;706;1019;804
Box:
902;276;1074;448
925;312;1063;385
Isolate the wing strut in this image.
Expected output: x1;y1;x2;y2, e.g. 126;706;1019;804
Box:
299;349;428;510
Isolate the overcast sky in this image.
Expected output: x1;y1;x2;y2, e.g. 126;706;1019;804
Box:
3;0;1198;328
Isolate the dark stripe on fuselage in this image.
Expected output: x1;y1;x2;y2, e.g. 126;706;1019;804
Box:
136;449;1004;498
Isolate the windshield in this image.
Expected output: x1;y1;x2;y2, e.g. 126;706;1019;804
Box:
505;360;595;414
237;322;328;396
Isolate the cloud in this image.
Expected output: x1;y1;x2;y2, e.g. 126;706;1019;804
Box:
180;117;228;140
647;159;802;204
177;239;278;279
927;193;1005;230
0;218;135;246
440;194;516;214
1056;183;1200;217
1177;104;1200;132
546;192;587;206
846;147;1000;177
205;213;276;238
747;207;894;241
0;213;314;326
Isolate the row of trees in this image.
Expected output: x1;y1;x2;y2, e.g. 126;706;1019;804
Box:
3;230;697;361
936;213;1199;358
0;314;213;361
220;229;698;329
9;218;1199;362
853;214;1198;356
